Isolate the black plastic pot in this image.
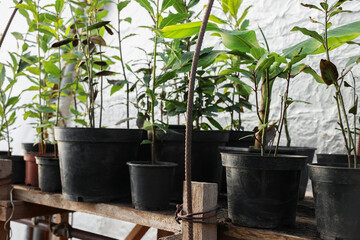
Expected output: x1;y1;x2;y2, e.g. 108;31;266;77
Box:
149;127;229;201
35;156;61;193
9;155;25;184
220;146;315;199
309;163;360;239
54;127;143;202
221;150;306;228
127;161;177;210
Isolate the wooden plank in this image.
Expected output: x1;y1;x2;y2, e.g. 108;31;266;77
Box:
218;222;314;240
0;220;9;240
0;203;67;221
0;200;24;208
182;182;217;240
157;229;174;239
0;160;11;179
125;224;150;240
13;185;181;233
159;233;182;240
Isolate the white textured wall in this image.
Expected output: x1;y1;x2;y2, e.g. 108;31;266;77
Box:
1;0;360;239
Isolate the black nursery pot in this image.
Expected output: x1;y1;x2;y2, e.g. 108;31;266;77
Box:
309;163;360;239
127;161;177;210
35;156;61;193
149;127;229;201
9;155;25;184
316;153;359;166
221;151;306;228
54;127;143;202
220;146;315;199
227;130;255;148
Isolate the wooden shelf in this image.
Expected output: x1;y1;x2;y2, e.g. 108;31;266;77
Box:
12;185;181;233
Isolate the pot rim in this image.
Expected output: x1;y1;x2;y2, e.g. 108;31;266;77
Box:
127;161;178;168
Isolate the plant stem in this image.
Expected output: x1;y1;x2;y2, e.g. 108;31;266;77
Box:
117;0;130;129
0;0;23;50
324;6;330;61
275;68;291;156
151;0;160;165
284;111;291;147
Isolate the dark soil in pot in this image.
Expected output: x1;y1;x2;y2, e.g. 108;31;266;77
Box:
220;146;315;200
54;127;143;202
35;156;61;193
127;161;177;210
22;143;56;187
149;127;229;201
221;151;306;228
309;163;360;239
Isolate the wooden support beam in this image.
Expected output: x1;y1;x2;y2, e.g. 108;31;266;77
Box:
182;182;218;240
159;233;182;240
0;220;10;240
52;213;69;240
125;224;150;240
157;229;174;239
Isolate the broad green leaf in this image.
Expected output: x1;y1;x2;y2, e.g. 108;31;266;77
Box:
26;67;40;76
209;15;227;24
320;2;328;10
43;61;61;78
227;0;243;19
55;0;64;13
222;0;229;14
134;0;154;17
346;56;360;67
118;0;130;11
331;0;348;9
173;0;186;14
74;119;87;126
161;0;177;12
37;26;58;38
111;85;124;95
291;26;324;44
226;75;252;98
303;66;325;84
159;13;189;29
255;55;275;73
284;21;360;58
250;47;266;60
44;13;58;22
156;21;220;39
16;3;37;15
219;30;260;53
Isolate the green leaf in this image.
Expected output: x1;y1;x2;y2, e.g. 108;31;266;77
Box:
284;21;360;58
117;0;130;11
142;120;153;131
209;15;227;24
16;3;37;15
11;32;24;40
55;0;64;13
320;2;328;11
110;85;124;95
159;13;189;29
38;105;56;113
43;61;61;78
134;0;154;17
74;119;87;126
303;65;325;84
346;56;360;67
250;47;266;60
26;67;41;76
87;21;110;31
227;0;243;19
236;5;252;28
349;97;358;115
0;64;5;86
291;26;324;44
155;70;177;87
255;55;275;73
44;13;58;22
70;106;81;116
156;21;220;39
207;117;223;130
300;3;323;12
219;30;261;53
226;75;252;98
95;70;116;76
51;38;74;48
161;0;177;12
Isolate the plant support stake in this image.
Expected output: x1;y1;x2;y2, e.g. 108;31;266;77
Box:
184;0;214;239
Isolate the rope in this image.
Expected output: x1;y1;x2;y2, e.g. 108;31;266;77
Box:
5;187;15;240
184;0;215;238
175;204;218;225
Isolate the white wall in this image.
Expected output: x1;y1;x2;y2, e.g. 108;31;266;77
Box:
1;0;360;239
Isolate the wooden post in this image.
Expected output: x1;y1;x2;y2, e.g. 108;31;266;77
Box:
0;220;9;240
52;213;69;240
182;182;217;240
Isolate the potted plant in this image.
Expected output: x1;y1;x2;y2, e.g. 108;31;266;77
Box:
126;0;182;211
15;0;144;201
292;0;360;238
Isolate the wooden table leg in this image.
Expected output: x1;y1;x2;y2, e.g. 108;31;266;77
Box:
125;224;150;240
